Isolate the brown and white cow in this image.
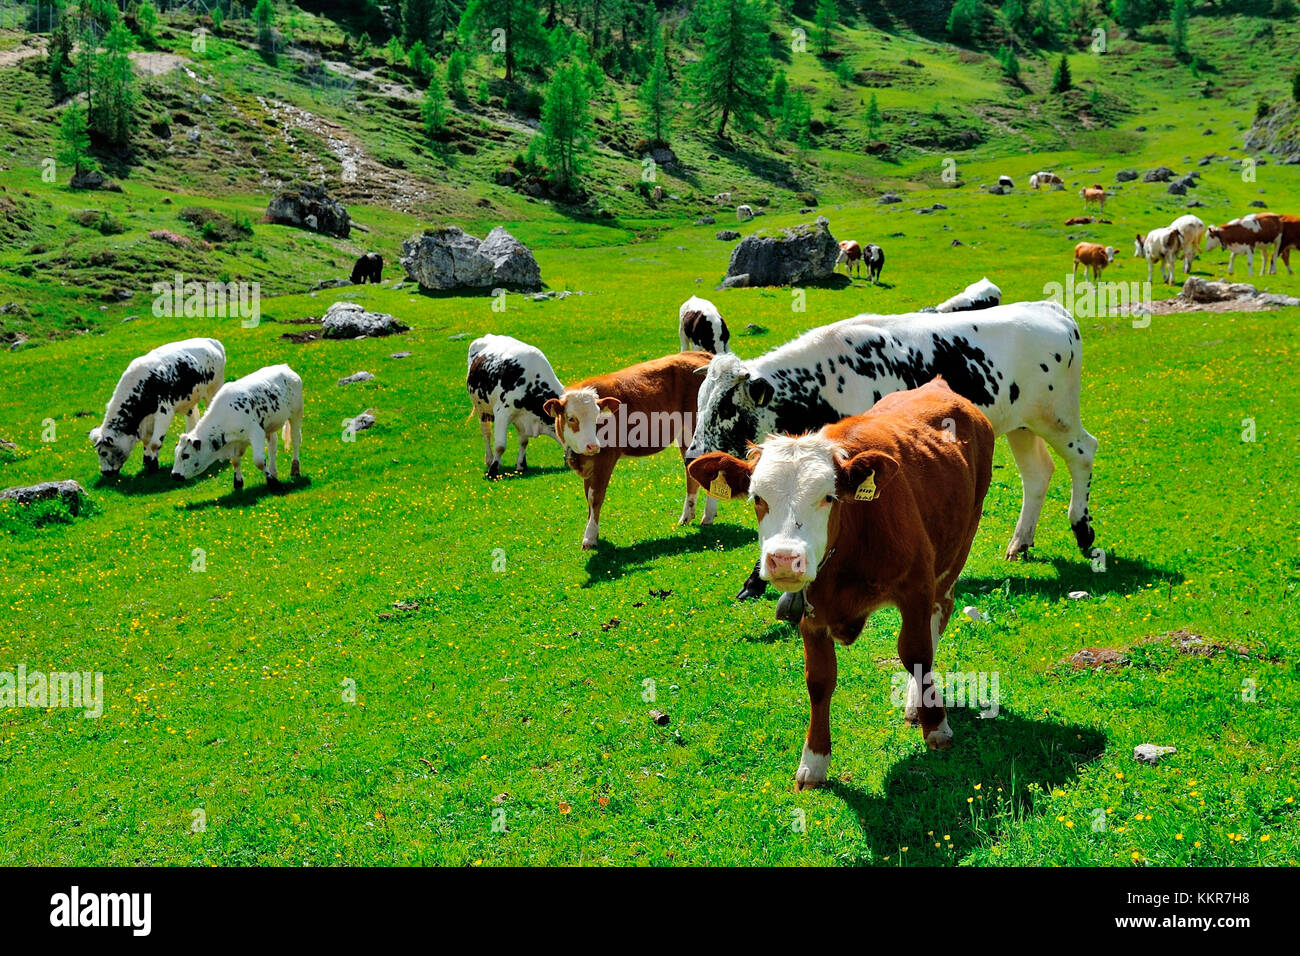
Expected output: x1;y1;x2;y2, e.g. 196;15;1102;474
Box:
544;352;715;550
1205;212;1284;276
688;378;994;787
1277;214;1300;275
836;240;863;278
1030;171;1063;189
1080;184;1107;214
1073;241;1117;282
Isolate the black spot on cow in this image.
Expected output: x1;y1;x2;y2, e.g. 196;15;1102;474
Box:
108;355;214;437
1039;362;1049;373
1009;382;1020;404
772;390;843;436
351;252;383;285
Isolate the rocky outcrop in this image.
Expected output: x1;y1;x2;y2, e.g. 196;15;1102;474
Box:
721;217;839;288
265;183;350;238
400;226;541;291
321;302;409;339
1;480;89;513
1244;100;1300;165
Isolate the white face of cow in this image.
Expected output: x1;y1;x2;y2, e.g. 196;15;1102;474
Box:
1133;235;1146;257
171;432;223;480
543;388;620;456
89;427;134;475
1204;228;1222;252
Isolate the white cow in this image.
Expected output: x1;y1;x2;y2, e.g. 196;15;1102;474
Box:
997;175;1015;189
678;296;730;354
89;338;225;475
172;364;304;491
1168;214;1206;275
1134;226;1183;284
466;335;563;478
930;277;1002;313
713;192;732;204
736;204;754;222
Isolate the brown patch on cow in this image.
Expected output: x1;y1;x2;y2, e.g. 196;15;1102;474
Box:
1067;647;1128;671
754;497;769;522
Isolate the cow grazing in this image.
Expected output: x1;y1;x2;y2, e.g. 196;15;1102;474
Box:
678;296;730;354
688;378;995;782
736;204;754;222
1073;242;1117;282
172;364;303;491
1080;184;1107;213
863;243;885;283
1168;214;1206;275
713;192;732;205
997;174;1015;189
467;335;564;478
1030;171;1063;189
351;252;383;284
684;302;1098;599
929;277;1002;313
89;338;226;476
543;352;715;550
1205;212;1284;276
835;240;863;278
1134;227;1183;284
1276;214;1300;274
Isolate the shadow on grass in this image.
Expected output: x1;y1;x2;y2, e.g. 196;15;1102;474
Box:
94;468;183;496
827;707;1107;866
960;551;1184;601
179;475;313;511
483;464;570;481
582;523;756;587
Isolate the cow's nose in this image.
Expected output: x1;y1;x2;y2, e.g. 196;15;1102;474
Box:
584;442;600;454
171;472;184;482
766;551;807;576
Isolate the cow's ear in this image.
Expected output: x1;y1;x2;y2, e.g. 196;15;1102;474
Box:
543;398;564;419
597;397;621;416
747;376;775;407
88;427;100;444
192;439;202;452
688;452;752;501
837;450;900;502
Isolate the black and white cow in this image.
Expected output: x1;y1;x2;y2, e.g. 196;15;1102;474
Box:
678;296;730;354
925;277;1002;313
89;337;226;475
863;243;885;283
351;252;383;284
466;334;564;478
172;364;304;491
683;302;1099;598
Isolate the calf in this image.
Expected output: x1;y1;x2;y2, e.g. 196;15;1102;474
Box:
1276;214;1300;274
1206;212;1284;276
172;364;303;491
863;242;885;283
689;378;994;785
929;277;1001;313
684;301;1098;599
1073;242;1117;282
1030;171;1063;189
1168;214;1206;275
736;204;754;222
89;337;225;475
835;240;863;278
1134;227;1183;284
544;352;714;550
351;252;383;284
713;192;732;205
467;334;563;478
1080;184;1107;213
997;174;1015;189
678;296;730;354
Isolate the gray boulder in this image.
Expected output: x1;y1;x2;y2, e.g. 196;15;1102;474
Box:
1143;166;1175;183
1;480;89;513
265;183;351;238
715;229;741;241
321;302;409;339
1115;169;1139;182
400;226;541;291
723;217;839;287
338;371;375;385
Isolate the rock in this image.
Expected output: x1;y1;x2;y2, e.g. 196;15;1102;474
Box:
347;409;377;432
69;169;120;191
338;371;375;386
962;606;987;622
1249;199;1267;208
1143;166;1175;182
715;229;741;241
987;184;1006;195
720;273;751;289
1198;156;1213;167
1167;181;1187;195
321;302;409;339
1;480;89;512
695;215;716;225
931;202;948;210
1068;648;1126;671
492;168;519;187
1115;169;1138;182
950;239;963;246
1133;744;1177;766
1202;127;1213;135
312;277;350;291
1179;277;1300;308
722;217;839;288
1067;590;1090;600
1173;174;1196;190
399;225;541;291
265;182;350;238
878;193;903;204
389;351;412;360
649;709;671;726
1187;200;1206;208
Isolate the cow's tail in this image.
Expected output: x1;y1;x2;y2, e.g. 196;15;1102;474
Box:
282;419;292;444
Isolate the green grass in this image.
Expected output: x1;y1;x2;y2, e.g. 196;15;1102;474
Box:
1;6;1299;866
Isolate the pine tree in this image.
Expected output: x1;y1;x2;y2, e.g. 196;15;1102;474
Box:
771;70;787;111
402;0;435;49
459;0;550;82
58;103;95;178
691;0;773;137
814;0;837;56
997;44;1020;80
1171;0;1189;56
946;0;984;44
539;59;592;188
447;48;468;100
408;39;434;85
1051;53;1072;93
90;21;136;147
254;0;276;50
423;67;447;136
47;11;76;100
135;0;159;47
639;43;673;145
864;92;881;138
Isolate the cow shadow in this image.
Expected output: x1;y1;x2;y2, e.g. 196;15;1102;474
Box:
959;551;1184;602
94;468;183;496
483;464;569;481
826;707;1107;866
178;475;313;510
582;523;756;587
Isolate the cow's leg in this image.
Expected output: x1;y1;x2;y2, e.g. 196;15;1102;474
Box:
264;429;280;485
794;619;837;790
183;403;201;431
288;415;302;478
142;412;168;471
249;431;270;484
581;454;617;550
231;447;246;491
678;447;701;526
1042;424;1099;558
1279;248;1293;275
1004;428;1054;560
479;413;494;471
515;430;530;472
487;409;510;480
899;593;950;749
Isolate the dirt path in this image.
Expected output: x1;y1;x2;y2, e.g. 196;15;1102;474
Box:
0;35;46;68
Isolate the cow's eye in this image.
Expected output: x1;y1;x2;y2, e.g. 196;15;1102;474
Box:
753;496;766;509
823;495;835;505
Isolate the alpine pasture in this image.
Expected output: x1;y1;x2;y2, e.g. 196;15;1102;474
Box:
1;2;1299;867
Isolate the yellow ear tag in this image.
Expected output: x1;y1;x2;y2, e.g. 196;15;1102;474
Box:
854;470;878;502
708;473;732;501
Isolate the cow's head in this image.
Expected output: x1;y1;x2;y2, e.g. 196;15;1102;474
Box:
1105;246;1118;263
1133;234;1146;257
171;432;222;480
684;353;776;461
688;436;900;592
88;426;132;475
1204;226;1222;252
543;388;620;456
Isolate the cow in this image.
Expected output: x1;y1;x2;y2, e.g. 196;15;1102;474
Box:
863;243;885;283
1168;214;1206;275
1030;171;1063;189
1080;184;1107;213
543;352;715;550
1276;214;1300;274
713;192;732;205
683;302;1098;600
927;277;1001;313
997;174;1015;189
351;252;383;284
678;296;730;354
466;335;564;478
688;378;995;783
172;364;304;492
736;204;754;222
835;240;863;278
1205;212;1284;276
89;338;226;476
1073;242;1117;282
1133;227;1183;284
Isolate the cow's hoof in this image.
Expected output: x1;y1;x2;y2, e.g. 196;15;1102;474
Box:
581;539;597;551
793;777;825;792
266;475;280;488
1072;518;1096;556
143;457;159;473
925;723;954;750
700;514;715;527
1005;540;1031;561
485;462;501;480
232;479;244;492
904;710;922;728
736;571;767;601
794;748;830;789
290;461;300;478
